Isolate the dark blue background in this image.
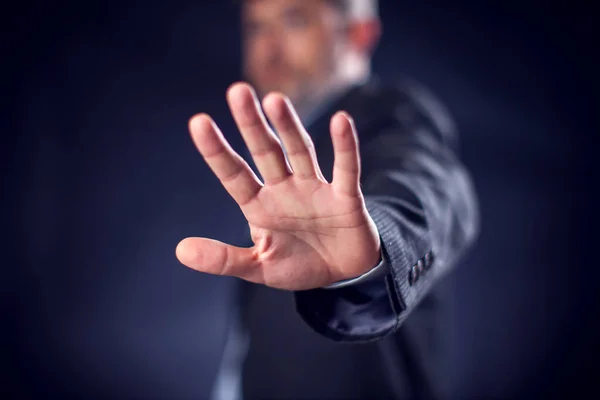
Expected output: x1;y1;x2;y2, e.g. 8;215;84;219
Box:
4;0;596;398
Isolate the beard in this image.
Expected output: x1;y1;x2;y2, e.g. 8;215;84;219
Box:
252;77;313;118
246;58;338;122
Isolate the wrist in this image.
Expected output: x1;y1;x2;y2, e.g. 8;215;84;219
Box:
323;247;386;290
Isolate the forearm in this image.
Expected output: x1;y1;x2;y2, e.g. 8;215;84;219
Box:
364;162;478;324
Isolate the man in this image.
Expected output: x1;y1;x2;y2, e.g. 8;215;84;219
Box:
176;0;479;398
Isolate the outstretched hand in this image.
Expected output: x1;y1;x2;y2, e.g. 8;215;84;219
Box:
176;82;381;290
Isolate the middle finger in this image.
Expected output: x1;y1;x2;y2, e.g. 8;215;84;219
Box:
227;82;291;185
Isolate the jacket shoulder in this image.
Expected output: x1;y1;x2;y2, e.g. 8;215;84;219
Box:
353;78;459;150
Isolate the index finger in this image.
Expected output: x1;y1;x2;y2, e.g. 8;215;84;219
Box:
189;113;263;206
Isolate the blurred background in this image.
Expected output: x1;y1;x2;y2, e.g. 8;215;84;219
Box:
3;0;596;398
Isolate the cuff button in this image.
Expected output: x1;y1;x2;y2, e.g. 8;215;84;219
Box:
424;251;434;269
409;265;420;285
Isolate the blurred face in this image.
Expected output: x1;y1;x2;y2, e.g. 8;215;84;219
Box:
241;0;347;112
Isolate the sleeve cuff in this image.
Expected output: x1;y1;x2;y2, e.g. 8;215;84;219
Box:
294;237;399;342
322;248;388;289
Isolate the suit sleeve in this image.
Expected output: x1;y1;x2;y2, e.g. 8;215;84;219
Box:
294;97;480;342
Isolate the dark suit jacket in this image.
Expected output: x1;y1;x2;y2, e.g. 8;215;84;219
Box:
239;78;479;399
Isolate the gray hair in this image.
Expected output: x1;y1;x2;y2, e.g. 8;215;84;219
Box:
325;0;379;21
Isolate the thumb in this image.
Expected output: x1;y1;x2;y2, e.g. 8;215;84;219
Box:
176;237;262;282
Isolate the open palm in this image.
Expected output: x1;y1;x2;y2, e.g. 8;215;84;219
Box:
176;83;380;290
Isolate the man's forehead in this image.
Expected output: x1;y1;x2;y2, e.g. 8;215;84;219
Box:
242;0;321;7
242;0;323;16
241;0;378;21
